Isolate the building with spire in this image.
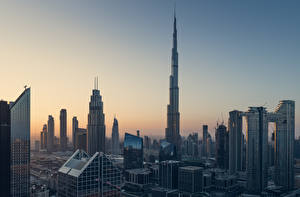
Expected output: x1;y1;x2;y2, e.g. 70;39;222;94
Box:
165;13;181;160
88;77;106;155
111;117;120;155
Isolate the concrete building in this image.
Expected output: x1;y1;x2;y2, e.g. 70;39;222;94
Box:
159;160;180;189
228;110;243;174
178;166;203;193
60;109;67;151
58;150;121;197
111;117;120;155
10;88;31;197
87;77;106;155
72;116;78;151
47;115;54;152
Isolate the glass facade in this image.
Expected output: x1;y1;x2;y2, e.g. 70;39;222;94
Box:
58;150;122;197
159;140;177;162
123;133;143;170
10;88;30;197
0;100;10;196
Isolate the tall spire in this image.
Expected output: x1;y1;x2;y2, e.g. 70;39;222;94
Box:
173;11;177;51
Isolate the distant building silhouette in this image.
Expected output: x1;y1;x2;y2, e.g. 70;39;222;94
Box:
88;78;106;155
75;128;87;152
47;115;54;152
0;100;10;196
111;117;120;155
215;124;228;169
10;88;30;197
40;124;47;149
202;125;208;158
159;140;177;162
60;109;67;151
72;116;78;151
165;15;181;160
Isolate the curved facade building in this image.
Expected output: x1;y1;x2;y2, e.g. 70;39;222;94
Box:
10;88;30;197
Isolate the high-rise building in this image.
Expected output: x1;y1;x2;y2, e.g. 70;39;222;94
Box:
165;15;181;160
60;109;67;151
178;166;203;194
88;78;106;155
75;128;87;152
245;107;268;194
123;133;143;169
58;150;122;197
34;140;40;152
228;110;243;174
10;88;30;197
72;116;78;151
144;136;151;150
111;117;120;155
202;125;208;158
47;115;54;152
273;100;295;190
41;124;47;149
159;160;180;189
159;140;177;162
0;100;10;196
215;124;228;169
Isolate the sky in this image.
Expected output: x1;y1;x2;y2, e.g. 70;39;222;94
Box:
0;0;299;141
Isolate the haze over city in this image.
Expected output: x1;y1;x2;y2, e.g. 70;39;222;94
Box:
1;0;299;140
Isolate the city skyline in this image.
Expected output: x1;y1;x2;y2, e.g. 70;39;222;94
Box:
1;1;300;140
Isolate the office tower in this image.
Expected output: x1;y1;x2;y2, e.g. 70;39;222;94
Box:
10;88;30;197
75;128;87;152
0;100;10;196
123;133;143;169
273;100;295;190
47;115;54;152
207;133;213;157
202;125;208;158
159;160;180;189
144;136;151;150
60;109;67;151
40;131;45;149
88;78;106;155
178;166;203;193
72;116;78;151
165;14;181;160
159;140;177;162
58;150;122;197
34;140;40;152
228;110;243;174
111;117;120;155
215;124;228;169
245;107;268;194
42;124;47;149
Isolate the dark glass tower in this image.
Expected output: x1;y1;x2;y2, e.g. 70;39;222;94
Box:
123;133;143;169
165;14;181;159
10;88;30;197
60;109;67;151
0;100;10;196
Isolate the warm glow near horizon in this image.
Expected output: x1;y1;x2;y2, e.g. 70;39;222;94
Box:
1;1;300;141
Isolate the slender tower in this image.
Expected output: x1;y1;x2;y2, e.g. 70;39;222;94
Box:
87;77;106;155
111;117;120;155
165;13;181;159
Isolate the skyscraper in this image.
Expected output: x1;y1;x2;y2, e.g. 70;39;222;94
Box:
245;107;268;194
75;128;87;152
0;100;10;196
111;117;120;155
202;125;208;158
72;116;78;151
165;14;181;159
228;110;243;174
47;115;54;152
215;124;228;169
88;78;106;155
273;100;295;190
60;109;67;151
159;160;180;189
41;124;47;149
10;88;30;197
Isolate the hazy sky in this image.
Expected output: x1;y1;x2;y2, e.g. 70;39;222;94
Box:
0;1;299;140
